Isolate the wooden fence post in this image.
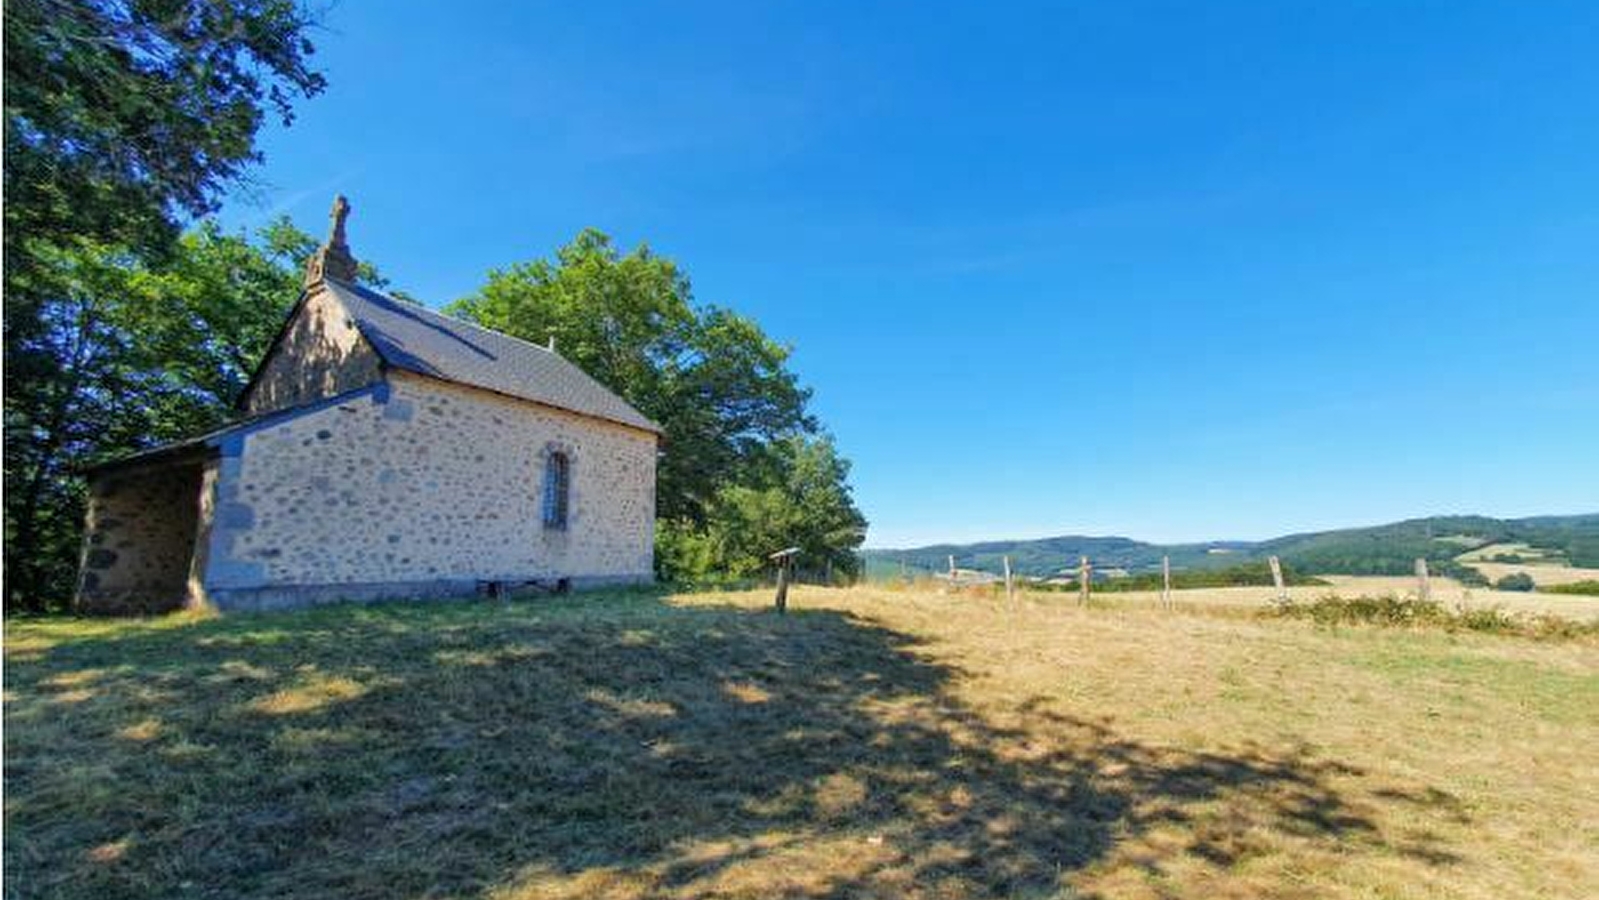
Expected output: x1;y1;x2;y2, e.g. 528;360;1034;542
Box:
1003;555;1015;608
1079;556;1091;606
1164;556;1176;613
1415;558;1431;603
1269;555;1287;604
769;547;800;614
774;563;790;613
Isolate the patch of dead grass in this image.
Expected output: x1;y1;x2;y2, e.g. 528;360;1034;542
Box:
245;668;389;716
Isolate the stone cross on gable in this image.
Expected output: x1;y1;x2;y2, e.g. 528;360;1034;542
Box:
329;194;351;249
304;194;360;287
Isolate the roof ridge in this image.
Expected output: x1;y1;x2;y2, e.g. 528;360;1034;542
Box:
321;279;661;434
330;278;562;358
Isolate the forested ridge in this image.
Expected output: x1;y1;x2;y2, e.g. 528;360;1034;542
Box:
866;513;1599;579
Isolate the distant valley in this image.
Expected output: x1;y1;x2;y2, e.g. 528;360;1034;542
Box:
863;513;1599;584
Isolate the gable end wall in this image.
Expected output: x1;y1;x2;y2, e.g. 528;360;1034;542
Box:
241;287;382;416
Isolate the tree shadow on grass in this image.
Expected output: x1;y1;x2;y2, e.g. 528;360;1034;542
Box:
4;591;1463;899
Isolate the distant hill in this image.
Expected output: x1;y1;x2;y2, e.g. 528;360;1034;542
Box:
864;513;1599;580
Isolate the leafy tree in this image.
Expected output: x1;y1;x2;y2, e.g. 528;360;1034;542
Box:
2;219;355;610
1494;572;1536;593
452;229;818;524
664;436;868;582
452;231;865;579
1441;562;1490;588
4;0;324;266
3;243;147;608
5;0;326;609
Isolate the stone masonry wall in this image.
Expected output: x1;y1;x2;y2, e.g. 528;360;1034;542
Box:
202;371;656;600
78;459;205;614
241;287;382;416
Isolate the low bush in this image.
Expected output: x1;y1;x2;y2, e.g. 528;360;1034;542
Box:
1270;595;1451;628
1543;580;1599;597
1438;561;1490;587
1264;594;1599;640
1494;572;1536;592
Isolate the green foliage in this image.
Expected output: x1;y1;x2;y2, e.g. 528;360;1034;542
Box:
4;0;325;262
4;0;325;610
1273;595;1453;628
3;0;327;431
1440;562;1490;587
654;521;730;588
1542;580;1599;597
693;436;867;582
2;219;366;610
453;230;817;525
1510;517;1599;568
1494;572;1536;592
658;438;868;586
452;230;864;580
1255;516;1505;576
1266;595;1599;640
1265;515;1599;574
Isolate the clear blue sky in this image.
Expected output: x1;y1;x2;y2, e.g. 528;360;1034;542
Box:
218;1;1599;548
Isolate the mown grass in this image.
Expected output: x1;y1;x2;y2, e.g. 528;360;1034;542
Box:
6;586;1597;899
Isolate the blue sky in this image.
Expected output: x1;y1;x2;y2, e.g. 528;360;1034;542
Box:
219;1;1599;548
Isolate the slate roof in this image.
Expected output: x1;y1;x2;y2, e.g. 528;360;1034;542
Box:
323;279;661;434
86;386;388;474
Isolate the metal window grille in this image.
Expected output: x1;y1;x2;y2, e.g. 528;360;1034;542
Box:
542;451;570;529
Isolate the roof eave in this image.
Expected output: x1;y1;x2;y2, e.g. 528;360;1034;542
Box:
383;367;663;437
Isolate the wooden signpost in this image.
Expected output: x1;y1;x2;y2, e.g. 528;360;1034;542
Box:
769;547;800;614
1415;557;1431;603
1078;556;1092;606
1269;555;1287;604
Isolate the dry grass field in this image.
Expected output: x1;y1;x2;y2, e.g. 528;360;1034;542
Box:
6;586;1597;899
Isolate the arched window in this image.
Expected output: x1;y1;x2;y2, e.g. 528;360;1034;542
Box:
542;450;570;529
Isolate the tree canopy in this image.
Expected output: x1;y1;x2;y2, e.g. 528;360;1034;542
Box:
661;435;868;582
452;230;865;580
1;219;361;609
451;229;815;525
4;0;324;264
4;0;327;609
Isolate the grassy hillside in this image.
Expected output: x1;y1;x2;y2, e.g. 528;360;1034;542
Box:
1258;514;1599;574
6;587;1597;899
866;513;1599;580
